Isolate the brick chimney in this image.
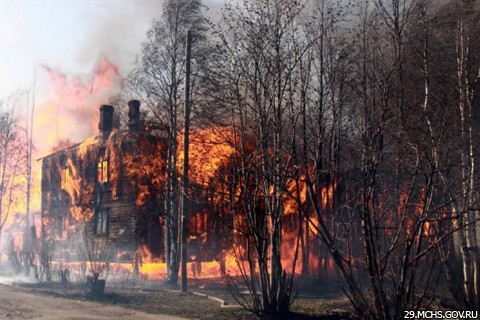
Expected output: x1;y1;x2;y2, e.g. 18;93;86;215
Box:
99;105;114;140
128;100;141;133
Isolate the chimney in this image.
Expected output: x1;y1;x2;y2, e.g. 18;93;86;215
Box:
99;105;114;140
128;100;141;133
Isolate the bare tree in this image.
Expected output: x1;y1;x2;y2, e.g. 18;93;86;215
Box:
76;223;113;297
286;1;457;319
213;0;313;316
0;93;27;249
25;73;36;247
120;0;480;317
129;0;207;286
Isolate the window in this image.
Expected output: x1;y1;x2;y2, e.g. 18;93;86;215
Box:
60;167;71;190
97;155;109;183
96;210;108;234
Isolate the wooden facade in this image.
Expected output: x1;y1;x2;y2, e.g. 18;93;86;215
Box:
40;101;166;263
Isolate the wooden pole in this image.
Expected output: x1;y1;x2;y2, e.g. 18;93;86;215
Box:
181;30;192;293
25;70;36;248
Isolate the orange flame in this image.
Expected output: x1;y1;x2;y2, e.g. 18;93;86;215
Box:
0;56;123;238
177;127;235;187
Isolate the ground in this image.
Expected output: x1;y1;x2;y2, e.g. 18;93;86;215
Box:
0;277;355;320
0;283;186;320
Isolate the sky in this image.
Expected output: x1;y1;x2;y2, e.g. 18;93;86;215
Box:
0;0;223;101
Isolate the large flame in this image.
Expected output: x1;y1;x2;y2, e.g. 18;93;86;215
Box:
29;57;121;222
1;56;122;255
177;126;236;187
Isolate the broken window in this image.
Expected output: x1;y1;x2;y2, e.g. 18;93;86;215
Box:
97;154;109;183
96;209;108;234
60;165;71;190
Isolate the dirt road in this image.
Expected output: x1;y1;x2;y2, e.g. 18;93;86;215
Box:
0;283;188;320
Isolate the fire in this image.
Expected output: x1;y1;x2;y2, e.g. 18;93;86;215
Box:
105;130;122;199
35;108;343;282
39;56;122;153
78;137;98;158
60;157;94;222
4;51;409;284
122;135;166;208
321;181;336;210
284;176;307;216
136;243;159;264
1;56;122;263
0;56;122;237
0;56;119;234
177;126;235;187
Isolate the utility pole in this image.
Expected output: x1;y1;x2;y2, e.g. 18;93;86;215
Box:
25;71;36;247
180;30;192;293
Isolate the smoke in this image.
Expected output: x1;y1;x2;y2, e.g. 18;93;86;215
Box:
76;0;165;75
76;0;225;75
0;275;38;285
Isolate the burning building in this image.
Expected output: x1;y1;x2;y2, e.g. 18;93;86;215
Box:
40;100;231;279
40;100;332;279
40;101;168;264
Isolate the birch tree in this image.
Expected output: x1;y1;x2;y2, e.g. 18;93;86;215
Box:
214;0;311;316
449;0;480;309
129;0;207;286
